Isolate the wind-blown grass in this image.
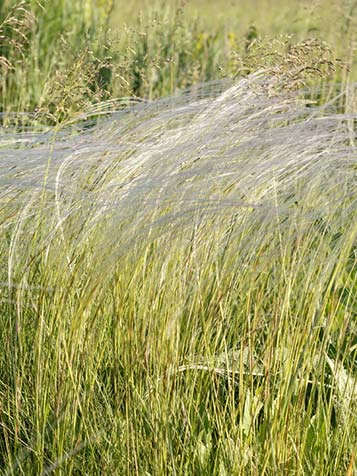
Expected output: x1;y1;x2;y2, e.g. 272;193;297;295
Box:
0;72;357;475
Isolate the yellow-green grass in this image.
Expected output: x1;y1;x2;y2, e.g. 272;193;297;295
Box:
0;1;357;474
0;71;356;474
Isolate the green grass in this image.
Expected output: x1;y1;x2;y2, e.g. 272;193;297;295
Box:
1;0;356;121
0;1;357;475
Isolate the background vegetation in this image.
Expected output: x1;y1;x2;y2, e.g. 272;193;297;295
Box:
0;1;356;475
0;0;356;122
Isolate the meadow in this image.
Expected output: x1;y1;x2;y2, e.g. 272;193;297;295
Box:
0;1;357;475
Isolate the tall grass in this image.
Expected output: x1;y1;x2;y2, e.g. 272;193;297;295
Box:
0;71;356;474
0;0;114;120
1;1;357;474
1;0;356;122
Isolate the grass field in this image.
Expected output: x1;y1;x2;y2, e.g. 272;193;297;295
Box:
0;1;357;475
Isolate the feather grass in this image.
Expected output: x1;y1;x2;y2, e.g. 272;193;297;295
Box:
0;71;357;475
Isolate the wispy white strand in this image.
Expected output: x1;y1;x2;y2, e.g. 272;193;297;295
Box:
0;72;356;283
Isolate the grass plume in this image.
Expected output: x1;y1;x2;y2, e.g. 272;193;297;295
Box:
0;71;356;474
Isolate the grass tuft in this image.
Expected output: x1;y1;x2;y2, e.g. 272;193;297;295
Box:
0;71;356;474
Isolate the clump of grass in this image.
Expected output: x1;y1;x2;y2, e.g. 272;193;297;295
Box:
0;70;356;474
0;0;114;122
34;37;115;124
230;37;340;86
0;1;35;72
111;4;223;99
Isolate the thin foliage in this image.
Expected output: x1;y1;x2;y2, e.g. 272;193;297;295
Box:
0;71;356;474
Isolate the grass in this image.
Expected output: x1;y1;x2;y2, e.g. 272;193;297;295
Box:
1;0;356;120
0;1;357;475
